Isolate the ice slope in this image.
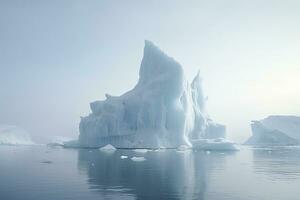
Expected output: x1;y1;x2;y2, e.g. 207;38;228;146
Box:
78;41;226;148
0;125;34;145
245;116;300;146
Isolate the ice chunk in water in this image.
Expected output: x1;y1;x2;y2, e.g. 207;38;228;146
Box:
192;138;238;151
120;155;128;159
99;144;117;152
133;149;149;153
177;145;190;151
131;156;146;162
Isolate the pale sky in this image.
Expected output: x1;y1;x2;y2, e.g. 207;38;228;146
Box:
0;0;299;143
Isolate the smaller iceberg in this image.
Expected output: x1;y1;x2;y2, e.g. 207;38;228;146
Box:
0;125;34;145
191;138;238;151
245;116;300;146
131;156;146;162
99;144;117;152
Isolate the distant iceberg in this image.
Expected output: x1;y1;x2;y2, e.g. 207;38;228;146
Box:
77;41;227;148
0;125;34;145
245;115;300;146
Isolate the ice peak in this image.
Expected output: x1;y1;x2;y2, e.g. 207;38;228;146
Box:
144;40;157;49
191;70;206;111
142;40;176;63
192;70;202;84
139;41;183;88
143;40;162;56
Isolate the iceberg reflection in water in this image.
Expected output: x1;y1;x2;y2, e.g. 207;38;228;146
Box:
1;146;300;200
77;149;223;200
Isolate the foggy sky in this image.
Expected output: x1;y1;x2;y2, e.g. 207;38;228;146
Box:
1;0;299;143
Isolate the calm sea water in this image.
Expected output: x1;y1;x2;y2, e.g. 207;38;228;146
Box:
0;145;300;200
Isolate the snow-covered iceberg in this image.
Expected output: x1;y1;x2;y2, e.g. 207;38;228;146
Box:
245;115;300;146
0;125;34;145
78;41;226;148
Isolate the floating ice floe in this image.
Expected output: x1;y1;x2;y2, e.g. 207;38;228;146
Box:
120;155;128;159
153;148;166;152
192;138;239;151
99;144;117;152
131;156;146;162
133;149;149;153
176;145;191;152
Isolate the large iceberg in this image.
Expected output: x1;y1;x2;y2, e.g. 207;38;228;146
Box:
78;41;226;148
0;125;34;145
245;115;300;146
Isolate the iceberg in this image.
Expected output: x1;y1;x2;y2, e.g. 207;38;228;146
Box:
245;115;300;146
78;41;226;148
0;125;34;145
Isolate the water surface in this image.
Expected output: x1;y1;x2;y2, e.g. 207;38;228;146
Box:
0;145;300;200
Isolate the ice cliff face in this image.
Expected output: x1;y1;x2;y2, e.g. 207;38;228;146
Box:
245;115;300;146
79;41;225;148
